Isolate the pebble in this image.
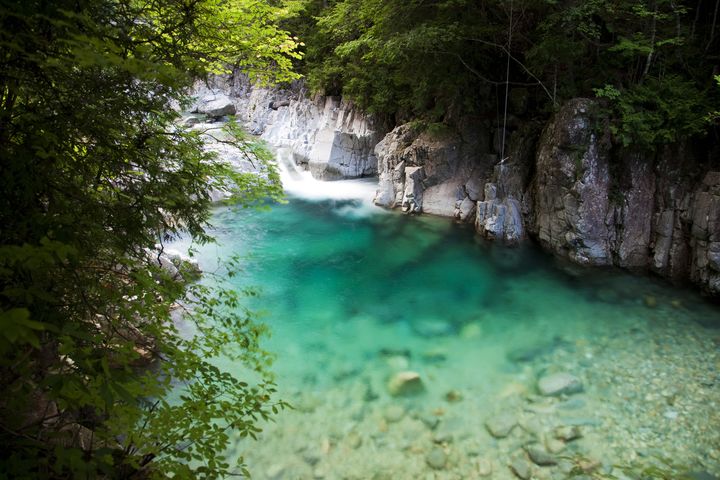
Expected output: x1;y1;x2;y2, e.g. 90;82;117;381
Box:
383;405;406;423
485;412;517;438
545;438;566;454
445;389;463;402
426;447;447;469
509;456;533;479
386;355;409;371
644;295;658;308
387;371;425;397
476;457;493;476
663;409;679;420
418;412;440;430
554;425;582;442
460;322;483;339
346;432;362;449
537;372;584;396
525;444;558;466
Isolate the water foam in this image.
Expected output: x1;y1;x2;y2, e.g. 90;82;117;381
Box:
275;147;384;218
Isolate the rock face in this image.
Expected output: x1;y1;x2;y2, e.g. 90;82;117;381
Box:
195;74;384;181
373;122;495;218
529;99;613;265
527;99;720;295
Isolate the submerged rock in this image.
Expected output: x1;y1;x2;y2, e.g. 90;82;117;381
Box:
485;412;517;438
525;444;558;466
538;372;583;396
383;405;406;423
509;456;533;480
412;319;453;337
554;425;582;442
387;371;425;397
476;457;493;477
426;447;447;470
417;412;440;430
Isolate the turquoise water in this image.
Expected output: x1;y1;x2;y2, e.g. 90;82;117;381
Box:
173;188;720;479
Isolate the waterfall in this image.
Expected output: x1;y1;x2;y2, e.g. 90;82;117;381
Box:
275;147;383;218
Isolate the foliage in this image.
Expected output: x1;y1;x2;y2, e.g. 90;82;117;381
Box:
0;0;298;478
287;0;720;149
595;76;709;149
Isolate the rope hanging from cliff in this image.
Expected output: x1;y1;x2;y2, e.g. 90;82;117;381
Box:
500;0;513;163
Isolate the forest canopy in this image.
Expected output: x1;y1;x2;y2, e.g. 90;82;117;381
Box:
285;0;720;149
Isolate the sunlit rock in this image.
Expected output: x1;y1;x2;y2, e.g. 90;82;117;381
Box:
387;371;425;397
538;372;583;396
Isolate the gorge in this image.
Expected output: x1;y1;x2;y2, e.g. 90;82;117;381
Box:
176;77;720;479
194;75;720;298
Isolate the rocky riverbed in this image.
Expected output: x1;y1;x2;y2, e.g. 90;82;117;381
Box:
173;196;720;480
232;299;720;480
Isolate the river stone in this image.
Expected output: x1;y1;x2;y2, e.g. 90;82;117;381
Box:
485;412;517;438
554;425;582;442
346;431;362;449
387;371;425;396
545;438;566;454
426;447;447;469
477;457;493;476
418;412;440;430
383;405;405;423
509;456;532;480
413;319;453;337
538;372;583;396
525;444;558;466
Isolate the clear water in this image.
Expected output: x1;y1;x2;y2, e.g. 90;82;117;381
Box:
172;174;720;479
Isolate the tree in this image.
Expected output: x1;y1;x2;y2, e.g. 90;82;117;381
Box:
290;0;718;150
0;0;298;477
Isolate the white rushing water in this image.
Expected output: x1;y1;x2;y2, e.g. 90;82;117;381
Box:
275;147;383;218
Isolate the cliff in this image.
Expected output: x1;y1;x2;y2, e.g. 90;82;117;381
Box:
193;75;384;181
373;99;719;296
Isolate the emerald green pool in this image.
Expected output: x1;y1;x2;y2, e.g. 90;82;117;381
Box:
173;175;720;479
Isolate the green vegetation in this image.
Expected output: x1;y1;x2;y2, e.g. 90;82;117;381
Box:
285;0;719;149
1;0;718;478
0;0;299;478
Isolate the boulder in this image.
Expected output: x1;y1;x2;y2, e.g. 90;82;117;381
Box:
197;95;236;118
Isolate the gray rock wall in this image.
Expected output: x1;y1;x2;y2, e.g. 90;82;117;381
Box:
373;122;495;219
193;75;383;180
527;98;720;295
372;99;719;296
